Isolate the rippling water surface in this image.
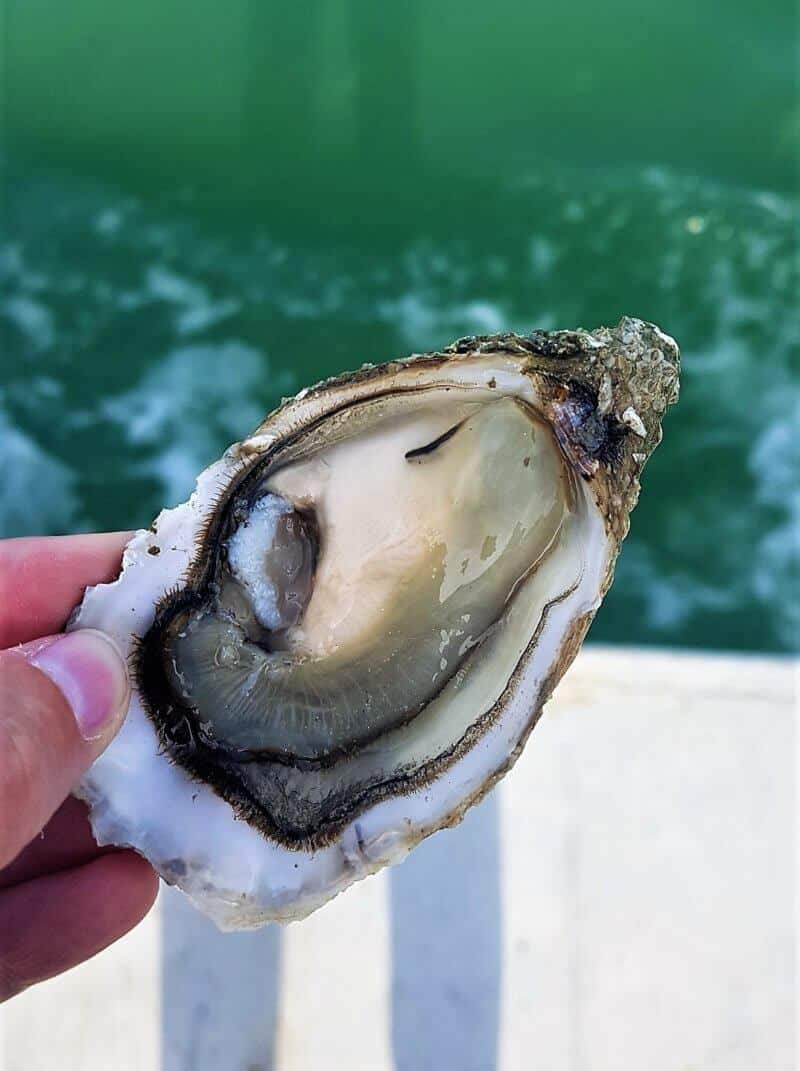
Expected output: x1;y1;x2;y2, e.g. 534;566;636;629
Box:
1;156;797;653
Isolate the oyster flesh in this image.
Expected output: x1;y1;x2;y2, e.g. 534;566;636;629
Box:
71;317;679;928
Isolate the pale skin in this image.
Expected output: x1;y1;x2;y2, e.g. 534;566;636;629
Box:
0;534;159;1003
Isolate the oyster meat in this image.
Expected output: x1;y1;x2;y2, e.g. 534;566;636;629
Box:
71;318;679;928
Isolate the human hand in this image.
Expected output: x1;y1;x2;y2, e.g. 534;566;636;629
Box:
0;534;159;1002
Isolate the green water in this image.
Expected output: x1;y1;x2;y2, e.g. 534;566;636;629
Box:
1;1;798;654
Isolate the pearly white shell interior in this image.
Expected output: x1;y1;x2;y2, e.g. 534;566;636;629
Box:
72;356;610;928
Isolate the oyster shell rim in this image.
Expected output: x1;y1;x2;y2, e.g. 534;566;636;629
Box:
71;317;680;926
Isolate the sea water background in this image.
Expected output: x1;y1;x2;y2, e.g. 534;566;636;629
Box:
2;159;797;654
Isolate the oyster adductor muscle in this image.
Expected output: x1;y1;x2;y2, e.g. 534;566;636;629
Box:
72;318;679;928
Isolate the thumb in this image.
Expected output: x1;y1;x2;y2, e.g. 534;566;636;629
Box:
0;630;130;869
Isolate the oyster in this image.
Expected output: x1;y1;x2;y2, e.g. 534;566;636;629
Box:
71;318;679;928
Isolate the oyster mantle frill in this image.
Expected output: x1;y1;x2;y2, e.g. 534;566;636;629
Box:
71;318;679;928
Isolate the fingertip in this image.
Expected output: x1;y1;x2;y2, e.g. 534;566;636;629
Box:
25;629;131;745
0;635;130;868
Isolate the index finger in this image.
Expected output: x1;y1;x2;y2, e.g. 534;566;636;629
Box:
0;533;133;649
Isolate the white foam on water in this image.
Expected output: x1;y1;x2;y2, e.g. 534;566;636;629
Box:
144;264;242;336
176;298;240;336
146;264;207;306
101;342;283;507
2;296;55;351
376;291;511;349
748;399;800;648
0;403;82;536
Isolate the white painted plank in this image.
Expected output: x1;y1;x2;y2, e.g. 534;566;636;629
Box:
161;885;281;1071
498;648;796;1071
389;790;502;1071
275;869;392;1071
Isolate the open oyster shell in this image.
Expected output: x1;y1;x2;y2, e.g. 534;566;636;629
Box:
71;317;679;929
